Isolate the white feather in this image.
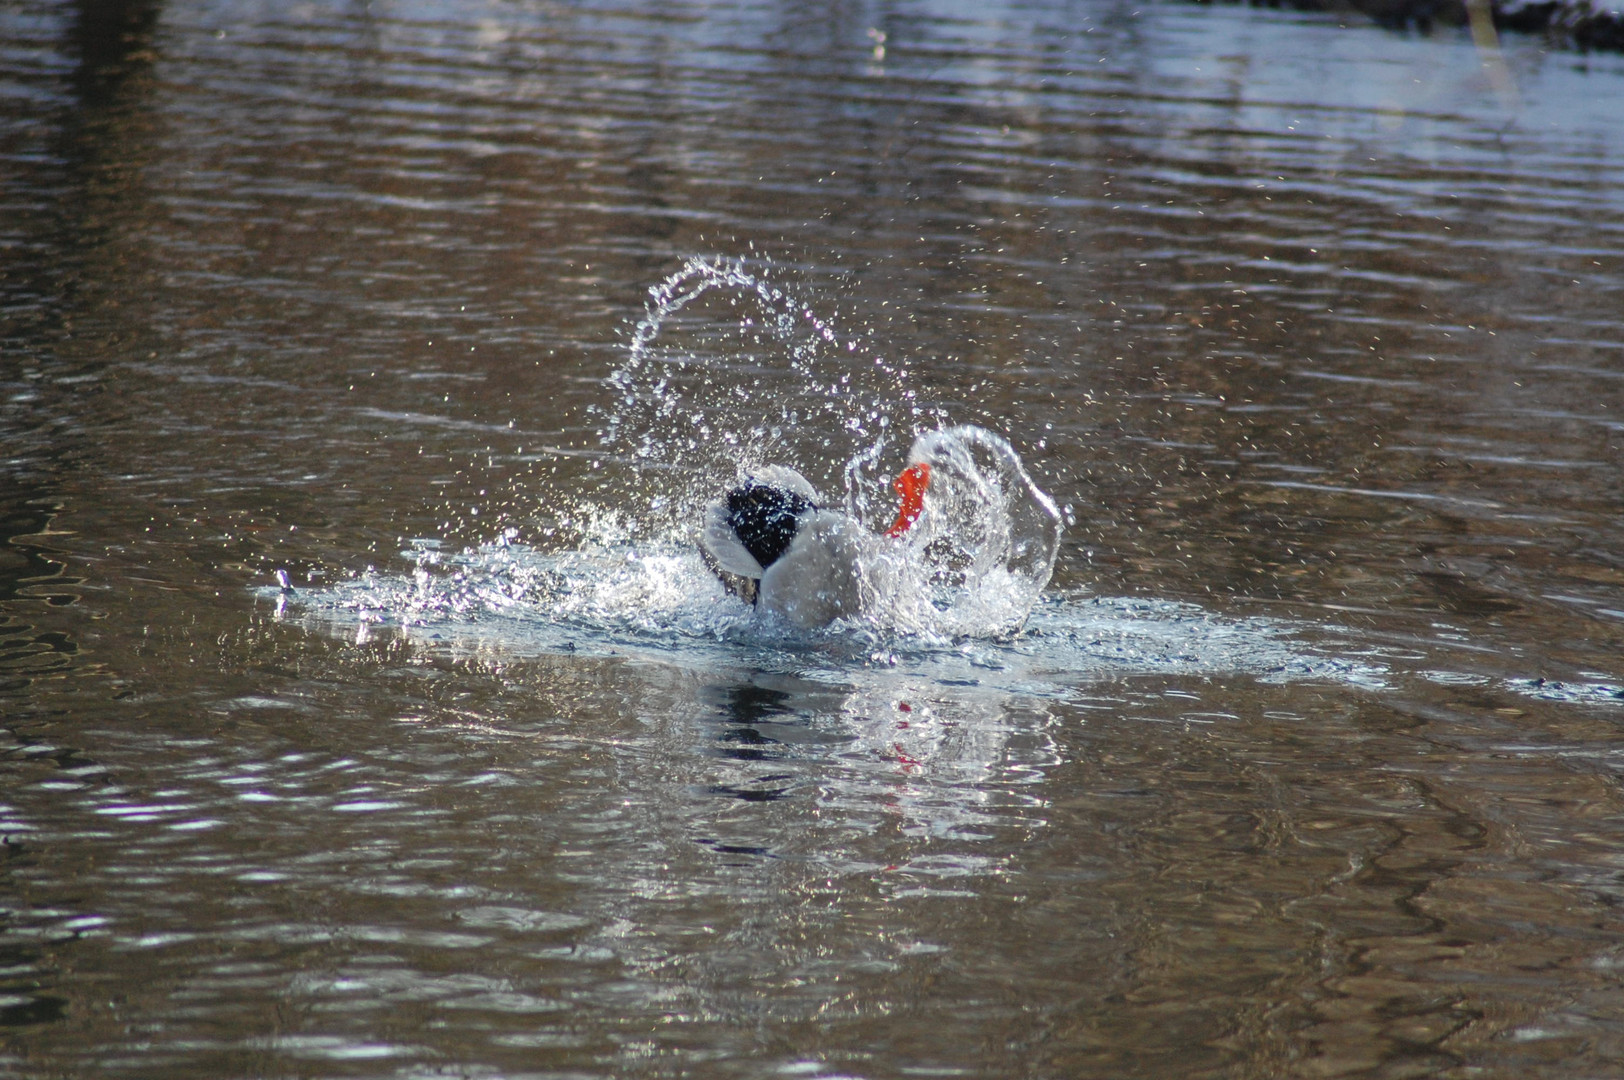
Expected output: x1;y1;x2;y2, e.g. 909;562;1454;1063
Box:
699;465;821;579
757;509;871;629
700;466;880;629
746;465;819;503
700;499;765;578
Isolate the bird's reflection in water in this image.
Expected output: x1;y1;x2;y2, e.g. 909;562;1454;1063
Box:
706;680;795;763
690;670;1058;872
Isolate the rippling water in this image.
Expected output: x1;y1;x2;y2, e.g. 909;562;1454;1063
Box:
4;0;1624;1076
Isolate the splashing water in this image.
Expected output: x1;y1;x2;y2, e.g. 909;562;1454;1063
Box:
869;425;1064;637
556;254;1060;639
270;254;1617;713
596;255;925;529
287;260;1068;654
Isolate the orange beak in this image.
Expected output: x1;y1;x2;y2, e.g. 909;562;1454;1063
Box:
885;463;931;538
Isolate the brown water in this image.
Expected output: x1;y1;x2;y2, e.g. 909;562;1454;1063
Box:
5;0;1624;1076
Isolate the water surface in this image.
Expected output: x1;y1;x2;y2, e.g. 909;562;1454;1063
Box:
4;0;1624;1076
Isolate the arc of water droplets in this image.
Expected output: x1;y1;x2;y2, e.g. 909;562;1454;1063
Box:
597;254;923;524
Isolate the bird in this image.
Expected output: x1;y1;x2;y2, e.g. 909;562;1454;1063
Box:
699;461;931;629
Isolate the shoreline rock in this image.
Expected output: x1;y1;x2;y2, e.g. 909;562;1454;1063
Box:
1193;0;1624;52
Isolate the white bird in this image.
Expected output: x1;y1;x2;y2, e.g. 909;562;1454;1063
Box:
700;462;931;630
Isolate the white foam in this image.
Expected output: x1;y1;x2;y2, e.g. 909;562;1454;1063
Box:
273;536;1390;698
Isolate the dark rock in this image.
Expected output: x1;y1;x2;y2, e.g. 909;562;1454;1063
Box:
1192;0;1624;51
